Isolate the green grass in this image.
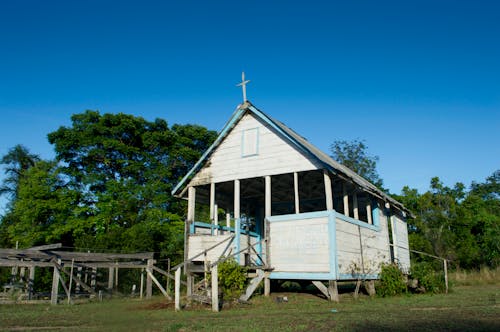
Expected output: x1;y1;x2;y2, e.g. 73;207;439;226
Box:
1;283;499;331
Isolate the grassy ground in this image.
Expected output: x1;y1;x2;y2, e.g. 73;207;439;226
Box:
0;283;498;331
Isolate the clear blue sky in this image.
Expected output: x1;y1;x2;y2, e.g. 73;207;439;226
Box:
1;0;499;213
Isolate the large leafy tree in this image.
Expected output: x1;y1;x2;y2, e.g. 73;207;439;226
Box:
330;139;384;189
44;110;216;257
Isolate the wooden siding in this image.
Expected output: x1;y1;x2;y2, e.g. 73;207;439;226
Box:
188;234;232;263
393;214;411;272
336;209;391;277
269;217;330;273
189;113;320;186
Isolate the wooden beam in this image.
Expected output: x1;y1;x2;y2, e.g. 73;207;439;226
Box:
146;268;172;300
294;172;300;214
324;170;333;211
328;280;339;302
108;267;114;290
312;281;329;298
28;243;62;250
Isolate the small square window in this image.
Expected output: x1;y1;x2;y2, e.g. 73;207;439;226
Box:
242;128;259;157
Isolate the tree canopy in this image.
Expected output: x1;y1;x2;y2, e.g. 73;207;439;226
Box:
330;139;384;189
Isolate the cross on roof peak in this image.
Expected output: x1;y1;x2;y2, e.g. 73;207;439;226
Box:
236;72;250;103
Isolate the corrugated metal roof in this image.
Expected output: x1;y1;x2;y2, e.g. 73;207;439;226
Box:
172;101;412;216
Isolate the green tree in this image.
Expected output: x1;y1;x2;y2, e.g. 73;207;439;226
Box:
45;110;217;253
0;144;40;200
330;139;384;188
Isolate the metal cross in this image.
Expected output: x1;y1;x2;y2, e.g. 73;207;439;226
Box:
236;72;250;102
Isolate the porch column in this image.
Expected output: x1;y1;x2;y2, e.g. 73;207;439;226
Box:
264;175;271;297
234;179;241;264
366;201;373;225
210;182;216;235
353;191;359;220
294;172;300;214
187;186;196;223
324;170;333;211
343;183;349;217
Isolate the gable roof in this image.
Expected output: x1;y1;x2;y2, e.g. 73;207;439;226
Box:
172;101;411;216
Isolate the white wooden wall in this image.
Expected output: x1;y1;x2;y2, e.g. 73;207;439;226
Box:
392;214;411;273
189;113;320;186
269;217;330;273
336;210;391;277
188;234;232;263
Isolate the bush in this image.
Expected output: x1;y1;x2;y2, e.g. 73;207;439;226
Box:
217;258;247;298
377;263;407;297
411;262;446;294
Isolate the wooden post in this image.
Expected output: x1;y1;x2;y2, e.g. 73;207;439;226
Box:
264;176;271;296
211;264;219;312
140;269;144;299
146;259;153;299
210;182;215;221
353;192;359;220
444;259;449;294
67;259;74;304
226;213;230;228
324;170;333;211
28;266;35;300
264;276;271;297
294;172;300;214
366;201;373;225
390;215;398;262
234;179;241;264
75;267;82;294
175;268;181;311
265;176;271;218
187;186;196;222
108;267;114;290
364;280;376;296
51;259;61;305
214;204;219;236
328;280;339;302
343;183;349;217
91;267;97;291
166;258;171;296
187;273;194;297
115;266;119;289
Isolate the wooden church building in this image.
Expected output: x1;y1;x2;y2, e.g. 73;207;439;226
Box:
172;100;411;303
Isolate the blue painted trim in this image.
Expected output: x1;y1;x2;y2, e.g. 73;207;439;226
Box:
269;272;336;280
267;210;331;223
241;127;260;158
336;212;381;232
372;200;380;227
171;107;246;196
190;222;195;234
338;273;380;280
192;221;259;237
234;218;241;264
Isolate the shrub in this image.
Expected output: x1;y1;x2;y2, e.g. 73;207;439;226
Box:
377;263;407;297
411;262;446;294
217;258;247;298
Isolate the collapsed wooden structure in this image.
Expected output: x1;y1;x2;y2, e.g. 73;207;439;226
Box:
172;101;412;311
0;243;174;304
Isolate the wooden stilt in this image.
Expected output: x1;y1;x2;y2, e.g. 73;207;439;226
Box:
444;259;449;294
264;277;271;297
75;267;82;294
187;273;194;297
328;280;339;302
365;280;376;296
67;259;74;304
